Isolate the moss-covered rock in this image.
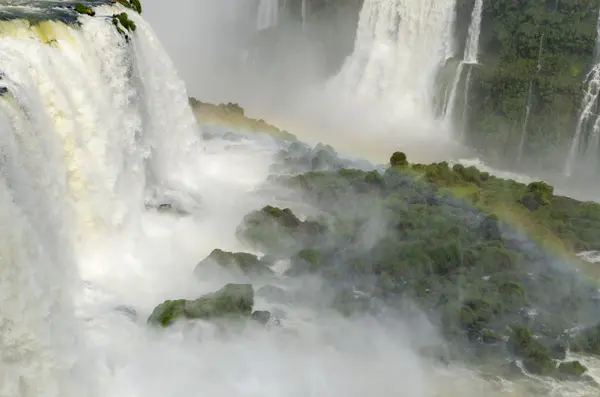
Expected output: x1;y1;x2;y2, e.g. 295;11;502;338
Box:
112;12;136;38
236;205;326;255
73;3;95;16
556;361;588;380
194;249;273;277
147;284;254;327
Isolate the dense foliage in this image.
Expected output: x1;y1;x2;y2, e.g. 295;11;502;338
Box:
249;146;600;380
452;0;600;170
151;137;600;384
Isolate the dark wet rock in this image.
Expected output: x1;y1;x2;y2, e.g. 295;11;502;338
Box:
251;310;271;325
73;3;95;16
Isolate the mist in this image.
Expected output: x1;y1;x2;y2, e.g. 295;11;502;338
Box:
2;1;600;397
142;0;473;166
78;129;532;397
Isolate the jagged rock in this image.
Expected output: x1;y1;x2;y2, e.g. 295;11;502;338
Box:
193;249;273;277
147;283;254;327
556;361;588;381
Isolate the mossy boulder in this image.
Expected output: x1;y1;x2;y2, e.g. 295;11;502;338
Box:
507;325;556;376
285;248;323;276
570;323;600;355
147;283;254;327
194;249;273;277
236;206;326;255
556;361;588;381
74;3;95;16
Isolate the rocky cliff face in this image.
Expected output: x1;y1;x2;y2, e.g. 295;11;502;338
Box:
451;0;600;172
248;0;600;174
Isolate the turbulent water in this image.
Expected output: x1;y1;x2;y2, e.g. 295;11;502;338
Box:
332;0;456;128
1;2;600;397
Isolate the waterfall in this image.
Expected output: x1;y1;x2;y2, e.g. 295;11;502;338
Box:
301;0;307;31
516;81;534;162
444;0;483;129
331;0;457;124
564;64;600;176
0;2;198;395
257;0;279;31
565;11;600;177
516;33;544;163
464;0;483;64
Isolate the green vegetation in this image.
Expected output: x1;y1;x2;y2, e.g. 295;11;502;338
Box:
150;143;600;383
148;284;254;327
234;148;600;381
73;4;95;16
116;0;142;14
112;12;136;36
451;0;600;169
188;97;298;142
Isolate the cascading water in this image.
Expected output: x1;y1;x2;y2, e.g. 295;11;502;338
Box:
256;0;279;31
516;33;544;163
301;0;307;31
444;0;483;134
565;11;600;177
0;2;198;395
331;0;457;126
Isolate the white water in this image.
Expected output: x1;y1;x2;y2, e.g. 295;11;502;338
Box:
565;11;600;177
256;0;279;31
464;0;483;64
444;0;483;129
331;0;457;129
1;3;600;397
0;4;198;395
